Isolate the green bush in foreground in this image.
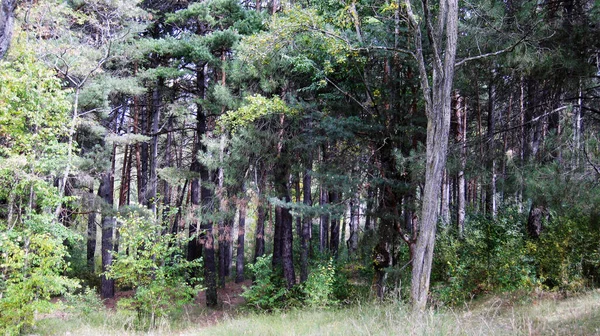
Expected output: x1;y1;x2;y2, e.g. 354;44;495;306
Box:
106;213;203;329
242;255;349;311
0;228;79;335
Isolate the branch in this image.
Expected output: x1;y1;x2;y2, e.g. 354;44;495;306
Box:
323;75;371;113
583;146;600;176
455;32;529;67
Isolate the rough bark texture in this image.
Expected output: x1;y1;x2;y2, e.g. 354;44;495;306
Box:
455;92;466;237
406;0;459;311
87;181;99;273
254;166;267;262
100;172;115;299
348;194;359;258
486;73;497;217
319;184;329;252
329;191;340;258
527;204;548;239
273;152;295;288
149;80;162;215
0;0;16;60
300;167;312;282
235;198;246;283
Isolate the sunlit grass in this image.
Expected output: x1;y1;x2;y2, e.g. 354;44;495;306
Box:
28;290;600;335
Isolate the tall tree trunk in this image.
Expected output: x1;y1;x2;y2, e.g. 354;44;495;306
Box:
0;0;16;60
100;171;115;299
319;183;329;252
364;186;375;231
254;166;267;262
455;92;466;238
87;181;99;273
329;190;340;258
486;72;497;217
440;170;451;224
348;193;360;258
405;0;458;310
139;105;149;206
149;80;162;215
273;147;295;288
300;166;312;282
235;195;247;283
190;63;218;307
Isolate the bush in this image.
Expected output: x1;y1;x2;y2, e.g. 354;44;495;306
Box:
241;255;288;311
302;258;337;307
0;228;79;335
105;213;202;328
432;208;538;305
528;211;600;291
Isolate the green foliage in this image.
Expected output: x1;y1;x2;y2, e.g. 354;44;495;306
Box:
432;209;539;306
241;255;289;311
64;287;105;319
0;227;79;335
106;214;203;328
302;258;338;307
0;45;70;156
219;95;297;132
528;212;600;291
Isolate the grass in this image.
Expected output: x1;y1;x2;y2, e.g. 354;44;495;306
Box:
27;290;600;335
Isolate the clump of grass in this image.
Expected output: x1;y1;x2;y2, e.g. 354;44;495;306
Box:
29;290;600;335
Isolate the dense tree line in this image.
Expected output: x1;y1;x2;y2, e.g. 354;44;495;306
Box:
1;0;600;332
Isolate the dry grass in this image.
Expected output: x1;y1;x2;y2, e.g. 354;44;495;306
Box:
27;290;600;335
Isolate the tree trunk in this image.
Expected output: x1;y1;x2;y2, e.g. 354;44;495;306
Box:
149;80;162;215
486;72;497;217
364;186;375;231
87;181;99;273
235;196;247;283
319;183;329;252
300;166;312;282
254;166;267;262
139;104;149;206
329;190;340;258
455;92;466;238
348;193;359;258
273;150;295;288
405;0;458;311
440;170;451;224
100;172;115;299
0;0;16;60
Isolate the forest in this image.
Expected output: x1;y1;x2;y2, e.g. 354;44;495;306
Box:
1;0;600;334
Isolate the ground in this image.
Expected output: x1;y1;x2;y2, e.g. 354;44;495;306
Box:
29;287;600;335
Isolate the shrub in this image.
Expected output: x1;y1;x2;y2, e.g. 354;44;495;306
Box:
0;228;79;335
106;213;202;328
302;258;337;307
241;255;288;311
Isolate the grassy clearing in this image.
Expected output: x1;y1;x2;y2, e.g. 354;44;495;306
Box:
27;290;600;335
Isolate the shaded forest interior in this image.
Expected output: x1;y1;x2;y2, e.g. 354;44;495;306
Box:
1;0;600;332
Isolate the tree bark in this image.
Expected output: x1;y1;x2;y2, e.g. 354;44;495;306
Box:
329;190;340;258
273;147;295;288
455;92;466;238
87;181;99;273
405;0;459;311
0;0;16;60
148;80;162;215
235;195;247;283
100;172;115;299
348;193;359;258
486;71;497;217
254;165;267;262
300;166;312;282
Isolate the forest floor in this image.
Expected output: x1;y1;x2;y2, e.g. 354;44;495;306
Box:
28;287;600;335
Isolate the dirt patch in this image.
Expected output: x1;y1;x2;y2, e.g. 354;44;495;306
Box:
103;289;135;310
194;279;253;327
